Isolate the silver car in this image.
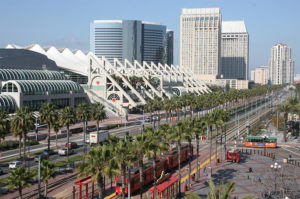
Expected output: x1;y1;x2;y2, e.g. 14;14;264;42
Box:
58;148;74;156
9;161;22;169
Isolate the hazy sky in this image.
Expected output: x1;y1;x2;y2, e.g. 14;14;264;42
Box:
0;0;299;73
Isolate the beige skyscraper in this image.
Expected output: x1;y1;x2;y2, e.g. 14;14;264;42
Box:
180;8;221;82
270;43;294;85
251;66;269;85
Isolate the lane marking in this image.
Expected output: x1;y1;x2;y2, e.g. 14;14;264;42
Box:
181;154;217;183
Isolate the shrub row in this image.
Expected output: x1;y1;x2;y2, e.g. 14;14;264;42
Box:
0;140;39;152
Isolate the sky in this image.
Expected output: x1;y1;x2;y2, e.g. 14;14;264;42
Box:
0;0;299;73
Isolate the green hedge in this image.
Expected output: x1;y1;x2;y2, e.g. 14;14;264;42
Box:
0;140;39;152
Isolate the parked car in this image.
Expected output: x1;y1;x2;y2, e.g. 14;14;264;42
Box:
42;149;55;156
58;148;74;156
9;161;22;169
152;115;160;121
65;142;78;149
145;116;151;122
34;154;48;162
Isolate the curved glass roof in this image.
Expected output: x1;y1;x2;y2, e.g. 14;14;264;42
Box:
2;80;83;95
0;69;66;81
0;94;16;112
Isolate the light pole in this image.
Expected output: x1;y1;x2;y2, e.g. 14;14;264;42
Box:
270;162;281;194
38;156;41;199
33;111;39;141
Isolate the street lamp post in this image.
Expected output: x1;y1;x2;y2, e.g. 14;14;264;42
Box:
246;120;250;137
33;112;39;141
270;162;281;194
38;156;41;199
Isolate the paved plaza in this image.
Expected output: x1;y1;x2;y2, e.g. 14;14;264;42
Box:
190;152;300;199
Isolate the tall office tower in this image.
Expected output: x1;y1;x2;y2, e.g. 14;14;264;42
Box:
270;43;294;85
90;20;167;64
221;21;249;80
142;22;167;65
251;66;269;85
180;8;222;82
166;29;174;65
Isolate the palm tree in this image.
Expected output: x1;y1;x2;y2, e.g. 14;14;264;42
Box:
91;102;106;134
7;167;34;199
0;110;8;143
11;107;34;165
76;103;91;156
206;180;254;199
192;118;207;181
168;121;185;196
79;145;118;199
145;127;168;199
206;110;219;173
218;110;230;160
113;138;135;199
182;118;194;189
278;102;292;142
184;181;254;199
52;116;61;148
134;132;150;198
158;123;171;142
41;160;56;197
59;106;76;161
39;103;58;153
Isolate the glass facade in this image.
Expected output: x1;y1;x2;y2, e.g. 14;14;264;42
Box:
90;20;169;65
0;94;16;112
2;80;83;95
0;69;66;81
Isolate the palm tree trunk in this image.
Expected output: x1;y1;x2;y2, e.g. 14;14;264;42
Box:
98;175;104;199
216;127;218;165
178;142;181;196
44;180;48;197
209;126;212;169
22;132;26;166
96;120;100;133
18;185;22;199
47;124;51;152
153;155;157;199
19;137;22;158
55;131;58;148
196;136;200;181
121;164;126;199
188;141;192;189
67;124;70;162
139;156;144;199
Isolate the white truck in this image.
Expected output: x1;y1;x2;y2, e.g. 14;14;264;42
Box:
89;131;109;145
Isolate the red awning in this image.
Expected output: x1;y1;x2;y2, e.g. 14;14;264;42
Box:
74;176;92;185
149;176;178;193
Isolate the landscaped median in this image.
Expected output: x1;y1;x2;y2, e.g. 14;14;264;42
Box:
0;154;83;188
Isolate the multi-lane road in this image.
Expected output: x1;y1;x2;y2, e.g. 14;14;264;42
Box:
0;91;287;180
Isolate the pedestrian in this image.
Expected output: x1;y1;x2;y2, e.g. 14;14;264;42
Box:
203;167;207;176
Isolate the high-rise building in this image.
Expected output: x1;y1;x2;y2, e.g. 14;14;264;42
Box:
90;20;168;65
180;8;222;82
142;22;167;65
221;21;249;80
269;43;294;85
251;66;269;85
166;29;174;65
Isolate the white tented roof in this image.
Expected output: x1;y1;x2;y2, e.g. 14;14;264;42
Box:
5;44;90;76
222;21;247;33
